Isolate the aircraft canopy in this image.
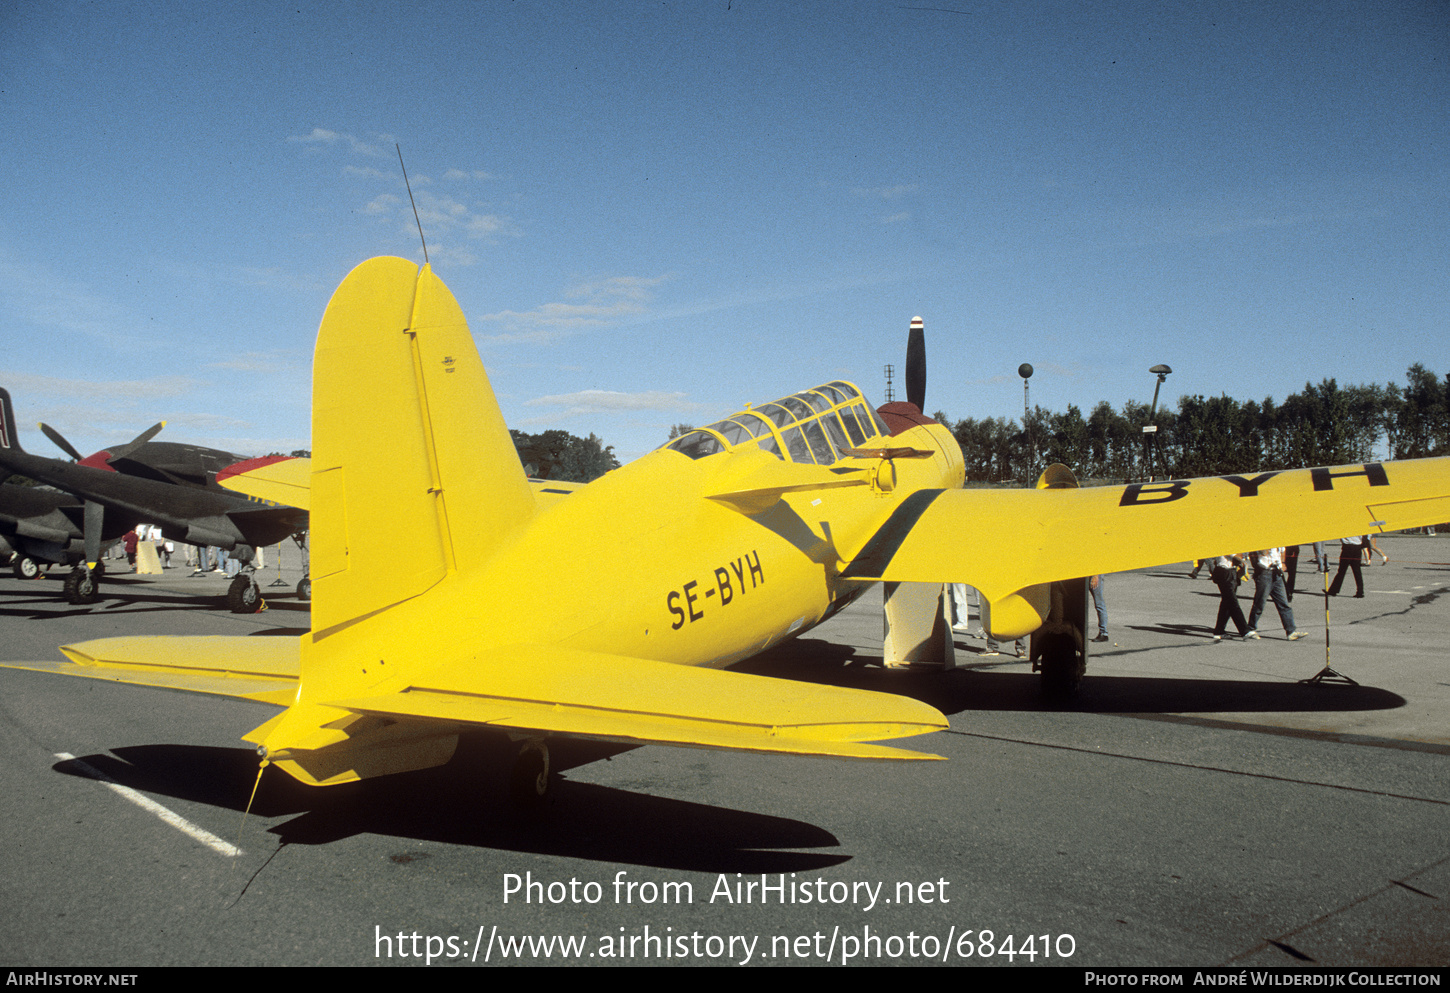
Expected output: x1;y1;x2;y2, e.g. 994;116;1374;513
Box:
665;381;892;465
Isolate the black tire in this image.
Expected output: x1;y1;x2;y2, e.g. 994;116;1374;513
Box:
63;567;100;605
509;743;551;805
1038;631;1084;701
227;574;264;614
296;577;311;601
13;555;41;581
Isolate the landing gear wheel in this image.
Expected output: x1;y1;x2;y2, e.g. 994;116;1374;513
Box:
227;574;264;613
296;577;311;601
63;567;100;605
13;555;40;580
1038;630;1084;701
510;741;552;805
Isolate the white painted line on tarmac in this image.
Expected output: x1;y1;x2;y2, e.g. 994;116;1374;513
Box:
55;752;241;857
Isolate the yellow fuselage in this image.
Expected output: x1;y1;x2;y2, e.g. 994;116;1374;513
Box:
298;416;963;705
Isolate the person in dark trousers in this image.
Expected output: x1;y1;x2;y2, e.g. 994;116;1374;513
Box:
1327;535;1366;598
1210;554;1251;641
1246;548;1304;640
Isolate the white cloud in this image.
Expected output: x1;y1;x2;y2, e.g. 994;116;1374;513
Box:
205;350;301;374
522;389;702;423
853;184;919;200
0;259;133;341
288;128;390;158
478;275;671;340
344;165;392;180
444;168;496;181
363;193;401;215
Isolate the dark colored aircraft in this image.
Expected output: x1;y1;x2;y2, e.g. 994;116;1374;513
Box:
0;388;307;610
0;484;131;578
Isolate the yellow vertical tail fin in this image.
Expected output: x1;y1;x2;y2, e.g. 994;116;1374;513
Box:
309;257;535;637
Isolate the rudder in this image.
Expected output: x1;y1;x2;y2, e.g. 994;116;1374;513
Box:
309;257;535;637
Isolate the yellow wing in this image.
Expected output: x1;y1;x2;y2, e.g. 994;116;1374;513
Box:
842;457;1450;603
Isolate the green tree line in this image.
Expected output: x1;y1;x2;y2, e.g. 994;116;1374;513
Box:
936;364;1449;485
511;429;620;483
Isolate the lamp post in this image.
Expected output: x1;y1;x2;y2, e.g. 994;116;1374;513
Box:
1144;364;1172;481
1019;363;1033;485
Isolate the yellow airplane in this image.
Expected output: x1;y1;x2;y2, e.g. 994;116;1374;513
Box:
7;257;1448;803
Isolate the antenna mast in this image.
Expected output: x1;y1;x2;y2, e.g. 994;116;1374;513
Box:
396;144;429;265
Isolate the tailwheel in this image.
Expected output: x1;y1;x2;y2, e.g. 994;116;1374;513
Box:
13;555;41;580
227;574;265;614
1036;630;1084;701
510;741;552;805
63;567;100;605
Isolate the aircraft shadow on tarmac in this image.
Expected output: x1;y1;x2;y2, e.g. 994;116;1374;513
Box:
733;636;1407;716
53;734;849;874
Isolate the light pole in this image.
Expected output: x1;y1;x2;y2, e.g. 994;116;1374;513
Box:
1019;363;1033;485
1144;364;1172;481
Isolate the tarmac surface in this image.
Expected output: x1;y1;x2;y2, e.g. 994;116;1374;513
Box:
0;535;1446;967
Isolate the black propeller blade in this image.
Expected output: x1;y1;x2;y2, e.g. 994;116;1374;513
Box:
106;421;166;462
39;423;85;461
40;418;164;576
39;420;165;463
905;316;926;412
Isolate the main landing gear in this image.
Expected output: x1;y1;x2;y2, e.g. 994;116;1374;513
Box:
1030;577;1089;701
227;573;266;614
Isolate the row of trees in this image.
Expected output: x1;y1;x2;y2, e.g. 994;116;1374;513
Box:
511;429;620;483
268;436;622;485
936;364;1449;485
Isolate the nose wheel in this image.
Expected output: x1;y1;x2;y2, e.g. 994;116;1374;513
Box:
63;566;101;604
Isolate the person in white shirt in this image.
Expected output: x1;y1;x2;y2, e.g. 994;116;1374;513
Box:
1245;547;1303;641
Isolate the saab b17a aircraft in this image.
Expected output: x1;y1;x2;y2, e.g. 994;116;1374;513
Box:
0;389;307;610
5;257;1447;804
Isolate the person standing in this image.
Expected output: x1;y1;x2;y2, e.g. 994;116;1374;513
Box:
1246;548;1303;640
1209;553;1251;641
1089;574;1108;643
1284;544;1300;601
1327;535;1367;598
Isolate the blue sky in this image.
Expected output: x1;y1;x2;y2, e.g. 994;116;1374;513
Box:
2;1;1446;463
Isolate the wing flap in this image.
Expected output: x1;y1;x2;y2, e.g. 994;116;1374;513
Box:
842;458;1450;601
0;636;301;705
324;647;947;761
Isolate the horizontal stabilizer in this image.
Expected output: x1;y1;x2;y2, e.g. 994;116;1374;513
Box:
0;636;301;705
323;647;947;761
217;456;311;510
